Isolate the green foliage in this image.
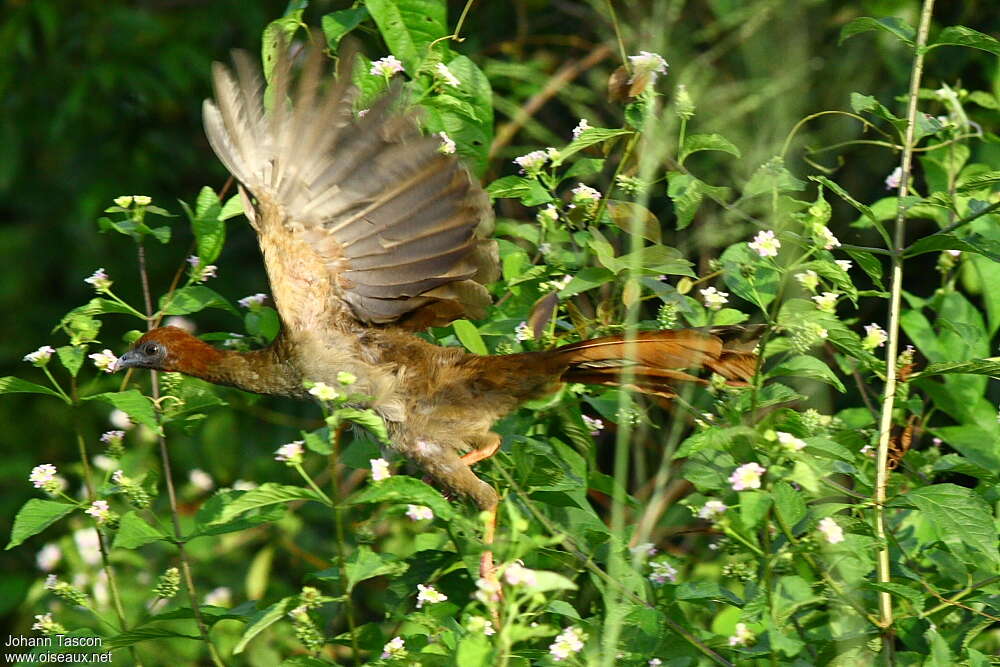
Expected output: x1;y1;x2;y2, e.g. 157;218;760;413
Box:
4;2;1000;666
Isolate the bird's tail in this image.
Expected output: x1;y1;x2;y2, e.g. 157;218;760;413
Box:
545;325;763;399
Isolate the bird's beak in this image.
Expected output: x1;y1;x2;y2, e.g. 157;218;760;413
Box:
114;350;140;372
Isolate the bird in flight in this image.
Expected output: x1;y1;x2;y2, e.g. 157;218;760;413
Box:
115;44;761;578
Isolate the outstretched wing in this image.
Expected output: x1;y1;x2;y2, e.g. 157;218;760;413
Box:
202;46;498;332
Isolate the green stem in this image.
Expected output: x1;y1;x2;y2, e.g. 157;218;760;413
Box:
293;463;333;506
873;0;936;652
327;424;360;665
41;366;72;404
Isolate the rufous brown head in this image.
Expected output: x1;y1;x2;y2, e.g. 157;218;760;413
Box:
115;326;224;376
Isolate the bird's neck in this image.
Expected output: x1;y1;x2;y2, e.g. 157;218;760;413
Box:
180;338;306;398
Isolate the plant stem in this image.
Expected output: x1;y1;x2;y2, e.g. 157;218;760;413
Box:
328;423;360;665
136;243;227;667
873;0;935;653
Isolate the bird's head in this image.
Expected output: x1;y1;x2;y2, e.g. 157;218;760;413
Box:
115;326;225;376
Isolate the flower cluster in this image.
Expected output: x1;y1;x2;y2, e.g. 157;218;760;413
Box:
237;293;267;309
628;51;668;82
153;567;181;599
649;560;678;585
583;414;604;435
862;323;888;350
698;500;727;521
29;464;67;496
89;349;118;373
438;131;456;155
700;286;729;311
817;517;845;544
405;504;434;521
187;255;218;283
748;230;780;258
415;583;448;608
776;431;807;452
45;575;88;606
85;499;116;525
274;440;305;465
84;268;112;292
308;382;339;402
549;626;587;661
370;458;391;481
101;430;126;458
370;55;404;78
23;345;55;365
729;462;766;491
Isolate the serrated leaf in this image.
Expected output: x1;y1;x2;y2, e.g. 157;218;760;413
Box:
485;175;552;206
453;319;487;355
6;499;77;549
210;483;326;525
839;17;915;46
56;345;86;378
930;26;1000;57
768;355;846;392
743;157;806;198
914;358;1000;379
905;232;1000;263
347;475;455;520
83;390;158;430
680;133;741;162
0;376;64;399
160;286;238;316
106;627;201;650
344;545;408;592
559;267;614;297
233;597;297;654
894;484;999;566
554;128;632;164
773;481;807;530
321;6;370;48
189;490;288;539
113;511;168;549
955;170;1000;193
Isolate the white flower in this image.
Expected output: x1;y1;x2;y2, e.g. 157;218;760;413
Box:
187;255;218;283
370;458;391;482
84;268;112;292
467;616;496;636
163;316;196;333
795;270;819;291
23;345;55;365
835;259;852;272
308;382;339;401
29;464;61;492
860;444;875;457
549;626;587;661
572;118;591;139
435;62;460;87
133;195;152;206
204;586;232;607
406;504;434;521
515;321;532;342
101;430;125;446
582;414;604;435
885;166;902;190
237;293;267;309
649;660;663;667
817;517;845;544
113;196;133;208
729;462;766;491
814;225;841;250
627;51;668;82
31;613;65;635
811;291;839;313
571;183;602;203
540;274;573;292
73;529;101;566
36;544;62;571
748;230;780;258
514;149;552;174
382;636;407;660
648;560;677;585
504;561;537;587
109;410;133;430
698;500;727;521
728;622;754;647
700;286;729;311
188;468;214;492
537;204;559;225
232;479;258;491
416;583;448;608
89;349;119;373
474;576;501;604
946;249;961;258
112;470;126;484
438;131;456;155
85;500;112;524
776;431;807;452
370;55;404;77
274;440;304;465
863;323;888;350
630;542;657;557
538;242;552;255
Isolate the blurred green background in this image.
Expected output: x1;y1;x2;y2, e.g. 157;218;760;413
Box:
1;0;997;651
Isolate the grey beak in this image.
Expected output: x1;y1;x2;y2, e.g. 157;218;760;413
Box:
114;350;140;372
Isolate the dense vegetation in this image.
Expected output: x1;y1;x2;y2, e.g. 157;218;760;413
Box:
2;1;999;664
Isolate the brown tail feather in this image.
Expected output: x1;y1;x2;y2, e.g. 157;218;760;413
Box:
552;325;764;397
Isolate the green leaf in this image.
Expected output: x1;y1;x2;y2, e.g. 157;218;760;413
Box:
160;286;238;316
894;484;999;566
720;243;780;311
914;358;1000;379
803;437;856;463
56;345;86;378
107;627;201;650
768;355;846;392
347;476;455;520
344;545;408;592
849;93;905;132
210;483;326;525
843;248;885;289
905;232;1000;263
773;481;807;530
219;195;245;221
334;408;390;444
667;172;730;230
743;157;806;198
366;0;447;73
321;7;370;48
605;200;662;243
839;17;915;46
0;376;63;399
739;490;772;529
113;511;168;549
453;320;487;355
245;307;281;342
84;390;158;430
955;170;1000;193
189;187;226;264
559;267;615;297
929;26;1000;57
675;581;742;605
261;8;304;82
6;499;77;549
680;133;741;162
486;175;552;206
554;128;632;164
234;597;296;654
190;490;288;538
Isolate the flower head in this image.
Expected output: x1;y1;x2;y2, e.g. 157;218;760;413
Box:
817;517;845;544
187;256;218;283
885;166;902;190
862;323;888;350
649;560;678;585
794;270;819;292
835;259;852;273
406;504;434;521
237;293;267;309
776;431;807;452
582;414;604;435
748;230;780;258
382;636;407;660
474;576;501;604
549;626;587;661
84;268;112;292
101;430;126;457
434;62;460;87
370;458;391;482
36;544;62;571
571;183;602;204
85;500;113;524
370;55;404;78
537;204;559;225
133;195;152;206
515;321;532;342
113;196;133;208
336;371;357;385
514;149;552;174
700;286;729;311
467;616;496;636
29;464;66;495
811;291;839;314
814;225;841;250
504;561;538;587
204;586;232;607
728;622;754;647
89;349;119;373
23;345;55;365
627;51;668;81
308;382;339;402
729;462;766;491
572;118;591;140
188;468;214;492
31;613;66;636
438;131;456;155
698;500;727;521
274;440;304;465
416;583;448;608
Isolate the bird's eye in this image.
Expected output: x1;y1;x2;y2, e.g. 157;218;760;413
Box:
143;343;161;356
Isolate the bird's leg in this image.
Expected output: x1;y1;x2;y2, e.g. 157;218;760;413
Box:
459;432;502;466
